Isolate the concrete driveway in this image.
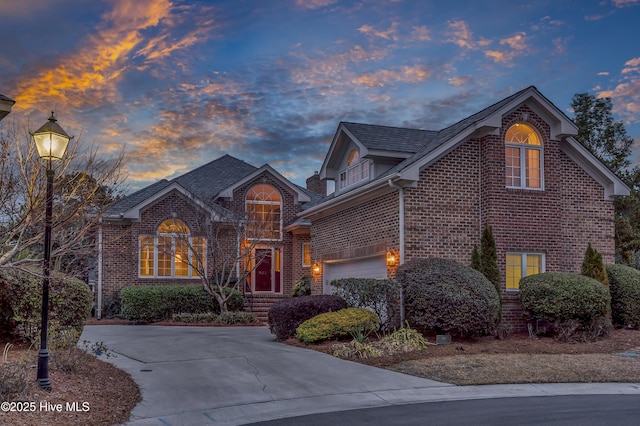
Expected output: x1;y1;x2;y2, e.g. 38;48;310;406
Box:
81;325;452;425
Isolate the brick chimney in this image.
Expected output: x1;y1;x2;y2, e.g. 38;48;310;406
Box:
306;171;327;196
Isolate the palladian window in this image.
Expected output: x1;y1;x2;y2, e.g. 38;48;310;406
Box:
139;219;205;278
246;184;282;240
505;123;543;189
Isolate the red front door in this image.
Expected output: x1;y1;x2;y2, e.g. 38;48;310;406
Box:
255;249;272;292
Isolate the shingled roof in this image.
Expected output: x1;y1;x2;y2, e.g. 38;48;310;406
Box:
173;154;258;202
341;122;437;153
105;179;172;218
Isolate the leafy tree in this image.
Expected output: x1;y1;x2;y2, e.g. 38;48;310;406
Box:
581;243;609;286
571;92;640;263
571;93;634;179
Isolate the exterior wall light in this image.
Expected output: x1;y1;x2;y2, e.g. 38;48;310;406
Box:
312;262;321;276
386;250;397;267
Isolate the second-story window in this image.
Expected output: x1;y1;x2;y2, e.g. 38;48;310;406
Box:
505;123;543;189
339;150;370;189
246;184;282;240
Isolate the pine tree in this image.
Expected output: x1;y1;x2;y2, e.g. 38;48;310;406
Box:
470;244;481;271
480;224;501;296
581;243;609;286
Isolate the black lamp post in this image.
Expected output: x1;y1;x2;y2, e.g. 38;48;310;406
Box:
31;111;72;391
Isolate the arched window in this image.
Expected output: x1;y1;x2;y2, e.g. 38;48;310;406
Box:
505;123;543;189
139;219;206;278
246;184;282;240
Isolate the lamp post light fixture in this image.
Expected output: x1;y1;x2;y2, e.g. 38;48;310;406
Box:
31;111;72;391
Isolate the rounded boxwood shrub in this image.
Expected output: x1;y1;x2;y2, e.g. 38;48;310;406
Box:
396;258;500;336
331;278;400;331
295;308;380;343
0;268;92;342
520;272;611;340
606;264;640;328
267;295;347;340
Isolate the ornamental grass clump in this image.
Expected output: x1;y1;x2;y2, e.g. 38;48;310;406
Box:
295;308;379;343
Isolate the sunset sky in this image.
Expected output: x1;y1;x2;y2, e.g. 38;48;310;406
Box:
1;0;639;191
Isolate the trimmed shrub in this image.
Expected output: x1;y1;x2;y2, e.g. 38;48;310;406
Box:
267;295;347;340
331;278;400;331
0;268;92;342
396;258;500;336
172;311;257;324
295;308;379;343
606;264;640;328
120;284;242;322
291;275;311;297
520;272;611;341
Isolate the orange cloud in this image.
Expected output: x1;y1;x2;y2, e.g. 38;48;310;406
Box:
445;20;491;50
484;33;529;64
12;0;213;115
352;65;432;88
358;22;399;41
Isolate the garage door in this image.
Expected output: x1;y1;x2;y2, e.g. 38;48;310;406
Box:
323;255;387;294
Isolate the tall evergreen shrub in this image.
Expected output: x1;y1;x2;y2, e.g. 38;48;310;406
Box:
582;243;609;286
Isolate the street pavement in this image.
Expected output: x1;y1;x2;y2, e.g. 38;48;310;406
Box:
80;325;640;426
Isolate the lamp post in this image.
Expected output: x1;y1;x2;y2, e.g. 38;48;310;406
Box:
31;111;72;391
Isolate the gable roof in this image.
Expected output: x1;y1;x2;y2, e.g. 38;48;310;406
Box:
303;86;629;218
105;179;173;219
173;154;258;201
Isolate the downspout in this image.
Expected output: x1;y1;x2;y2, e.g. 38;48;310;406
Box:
97;219;103;320
388;179;405;324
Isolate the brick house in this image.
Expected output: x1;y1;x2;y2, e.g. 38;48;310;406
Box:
98;86;628;327
98;155;324;320
298;86;629;329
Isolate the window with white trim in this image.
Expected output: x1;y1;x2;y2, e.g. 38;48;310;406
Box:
506;252;545;290
139;219;205;278
302;242;311;267
505;123;543;189
246;184;282;241
339;150;370;189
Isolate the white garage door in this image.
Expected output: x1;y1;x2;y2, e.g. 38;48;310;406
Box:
323;255;387;294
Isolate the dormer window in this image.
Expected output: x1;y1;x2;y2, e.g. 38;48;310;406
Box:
505;123;543;189
339;149;370;189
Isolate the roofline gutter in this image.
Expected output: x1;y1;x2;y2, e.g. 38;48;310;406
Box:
299;173;402;219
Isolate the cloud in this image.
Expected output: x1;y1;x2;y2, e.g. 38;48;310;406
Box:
352;65;432;87
358;22;399;41
448;76;472;87
599;57;640;124
410;25;431;42
485;32;529;65
613;0;639;7
444;20;491;50
11;0;215;115
295;0;338;9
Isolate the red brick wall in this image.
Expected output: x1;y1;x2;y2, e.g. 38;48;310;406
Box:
404;139;481;262
309;104;616;331
101;173;304;318
310;192;399;294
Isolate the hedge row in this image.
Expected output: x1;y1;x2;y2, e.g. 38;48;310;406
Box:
120;285;243;322
0;268;92;342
